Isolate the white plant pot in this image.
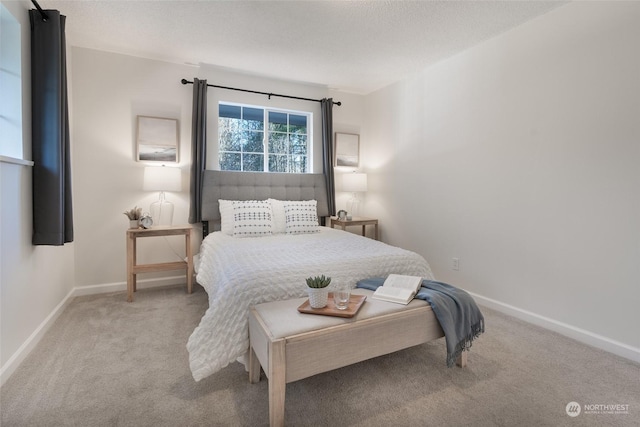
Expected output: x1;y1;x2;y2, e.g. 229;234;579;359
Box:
129;219;139;229
307;288;329;308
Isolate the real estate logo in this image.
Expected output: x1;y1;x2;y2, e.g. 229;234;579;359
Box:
566;401;581;417
583;403;630;415
565;401;630;417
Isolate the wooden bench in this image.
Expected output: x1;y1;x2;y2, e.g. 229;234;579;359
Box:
248;289;466;427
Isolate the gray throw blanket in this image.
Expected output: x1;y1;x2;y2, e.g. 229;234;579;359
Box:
356;278;484;367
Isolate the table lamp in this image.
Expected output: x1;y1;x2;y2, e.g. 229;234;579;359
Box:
342;172;367;218
143;166;182;226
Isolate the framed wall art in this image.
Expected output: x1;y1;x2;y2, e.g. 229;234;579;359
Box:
334;132;360;168
136;116;179;162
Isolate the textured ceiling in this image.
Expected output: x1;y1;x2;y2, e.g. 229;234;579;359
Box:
44;0;566;94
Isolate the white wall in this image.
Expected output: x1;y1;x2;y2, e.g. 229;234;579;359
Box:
71;48;195;288
0;0;75;384
331;91;366;214
363;1;640;357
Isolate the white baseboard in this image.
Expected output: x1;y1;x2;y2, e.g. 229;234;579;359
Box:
71;275;189;297
0;276;187;386
469;291;640;364
0;287;75;386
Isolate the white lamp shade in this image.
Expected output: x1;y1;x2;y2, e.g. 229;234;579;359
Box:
343;172;368;192
143;166;182;192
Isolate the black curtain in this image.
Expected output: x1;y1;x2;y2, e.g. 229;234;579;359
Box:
321;98;336;216
189;78;208;223
30;9;73;245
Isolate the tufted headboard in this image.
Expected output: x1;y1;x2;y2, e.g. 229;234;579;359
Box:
201;170;329;233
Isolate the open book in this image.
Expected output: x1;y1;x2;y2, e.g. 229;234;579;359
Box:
371;274;424;304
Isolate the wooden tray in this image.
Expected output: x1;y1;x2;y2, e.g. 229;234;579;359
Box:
297;293;367;318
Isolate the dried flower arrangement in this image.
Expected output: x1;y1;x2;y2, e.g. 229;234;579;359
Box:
123;206;143;220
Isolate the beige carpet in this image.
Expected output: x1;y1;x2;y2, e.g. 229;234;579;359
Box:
1;284;638;426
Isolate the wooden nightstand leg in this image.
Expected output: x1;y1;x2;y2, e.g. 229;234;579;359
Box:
185;229;193;294
126;234;136;302
361;225;366;236
374;223;379;240
132;237;137;293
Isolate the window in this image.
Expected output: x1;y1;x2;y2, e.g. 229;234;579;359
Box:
218;103;311;173
0;3;23;159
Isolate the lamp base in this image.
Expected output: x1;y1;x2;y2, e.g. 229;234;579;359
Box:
150;194;174;226
347;194;360;218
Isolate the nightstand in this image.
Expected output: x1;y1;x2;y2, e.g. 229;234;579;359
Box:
126;225;193;302
330;216;379;240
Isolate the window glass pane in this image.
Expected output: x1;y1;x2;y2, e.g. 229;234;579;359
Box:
0;3;23;159
244;130;263;152
220;152;241;171
243;107;264;131
243;107;263;122
290;155;307;173
289;134;307;155
268;133;287;154
243;119;263;131
268;154;288;172
219;118;242;151
289;114;306;127
243;154;264;171
269;111;287;124
289;114;307;134
219;104;241;119
268;112;288;132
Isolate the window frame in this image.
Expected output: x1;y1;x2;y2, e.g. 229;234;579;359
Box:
217;101;313;173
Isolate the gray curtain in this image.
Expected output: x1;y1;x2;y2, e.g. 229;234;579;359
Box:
30;9;73;245
189;78;208;223
321;98;336;216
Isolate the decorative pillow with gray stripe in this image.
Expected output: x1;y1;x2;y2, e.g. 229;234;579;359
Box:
231;200;273;237
284;200;319;234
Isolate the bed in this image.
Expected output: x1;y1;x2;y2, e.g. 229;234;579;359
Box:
187;170;434;381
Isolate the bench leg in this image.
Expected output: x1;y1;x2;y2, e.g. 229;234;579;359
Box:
249;345;261;383
456;351;467;368
269;339;286;427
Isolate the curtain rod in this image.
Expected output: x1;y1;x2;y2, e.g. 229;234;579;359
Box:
181;79;341;106
31;0;49;21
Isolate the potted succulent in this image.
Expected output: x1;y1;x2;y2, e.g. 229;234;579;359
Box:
306;275;332;308
123;206;143;229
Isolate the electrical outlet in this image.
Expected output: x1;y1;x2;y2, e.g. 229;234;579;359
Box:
452;257;460;271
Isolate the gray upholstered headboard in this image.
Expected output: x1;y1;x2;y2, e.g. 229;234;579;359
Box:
201;170;329;228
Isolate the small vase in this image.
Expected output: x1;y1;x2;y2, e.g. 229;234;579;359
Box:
308;288;329;308
129;219;139;229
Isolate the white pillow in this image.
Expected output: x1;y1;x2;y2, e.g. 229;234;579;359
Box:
283;200;319;234
219;200;234;236
268;198;286;234
231;200;273;238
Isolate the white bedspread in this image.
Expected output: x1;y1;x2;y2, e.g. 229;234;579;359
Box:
187;227;434;381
